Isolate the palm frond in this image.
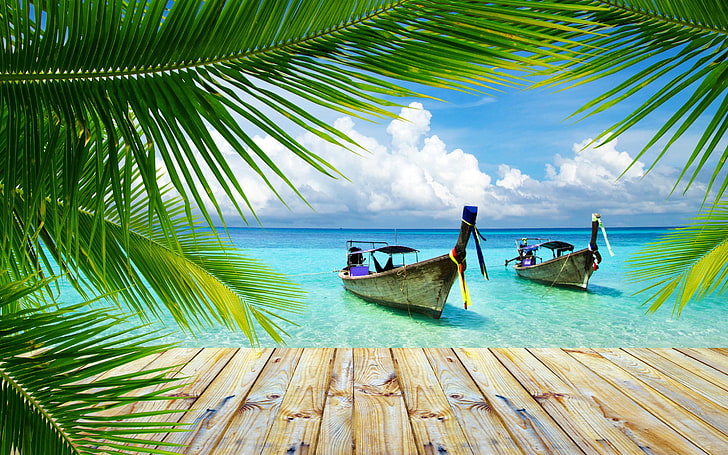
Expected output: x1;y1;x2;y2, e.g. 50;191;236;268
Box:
1;0;605;237
626;198;728;315
5;164;305;346
539;0;728;202
0;278;185;455
2;118;304;345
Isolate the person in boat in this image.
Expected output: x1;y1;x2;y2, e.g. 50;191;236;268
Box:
521;249;535;267
518;239;536;267
346;247;364;270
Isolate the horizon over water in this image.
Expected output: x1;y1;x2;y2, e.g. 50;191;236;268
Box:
68;225;727;347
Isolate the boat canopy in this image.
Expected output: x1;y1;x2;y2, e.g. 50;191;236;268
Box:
521;240;574;253
353;245;419;255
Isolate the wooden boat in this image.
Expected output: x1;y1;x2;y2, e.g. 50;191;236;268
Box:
338;206;483;318
505;214;605;290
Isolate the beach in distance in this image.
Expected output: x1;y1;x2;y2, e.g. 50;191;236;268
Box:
74;226;728;348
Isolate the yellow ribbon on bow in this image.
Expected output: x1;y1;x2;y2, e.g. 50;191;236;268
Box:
449;247;471;309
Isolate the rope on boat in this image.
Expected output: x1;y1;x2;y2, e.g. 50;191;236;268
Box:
290;270;341;276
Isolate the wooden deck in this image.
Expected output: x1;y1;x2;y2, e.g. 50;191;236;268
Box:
100;348;728;454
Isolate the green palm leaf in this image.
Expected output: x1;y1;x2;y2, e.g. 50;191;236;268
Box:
1;0;603;246
2;0;612;345
540;0;728;201
529;0;728;310
0;278;185;455
5;137;304;345
626;199;728;315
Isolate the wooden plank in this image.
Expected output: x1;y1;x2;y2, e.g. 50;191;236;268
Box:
84;347;728;454
353;348;417;454
454;348;581;454
676;348;728;377
423;348;522;454
90;348;199;399
88;349;203;453
529;348;710;454
118;348;234;417
89;348;200;420
316;348;354;455
391;348;472;454
163;348;243;410
623;348;728;410
260;348;335;454
494;348;660;454
596;348;728;435
565;348;728;455
653;348;728;392
160;347;277;454
202;348;300;455
128;348;240;448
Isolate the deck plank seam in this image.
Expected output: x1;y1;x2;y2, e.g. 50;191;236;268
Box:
567;348;728;455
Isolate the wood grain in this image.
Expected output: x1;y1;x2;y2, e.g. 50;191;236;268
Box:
353;348;417;454
424;348;524;454
261;348;335;454
162;347;276;454
87;348;728;454
566;348;728;454
316;348;354;455
392;347;471;454
455;348;581;454
496;348;649;454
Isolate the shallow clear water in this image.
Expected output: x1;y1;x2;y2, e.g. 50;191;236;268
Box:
63;227;728;347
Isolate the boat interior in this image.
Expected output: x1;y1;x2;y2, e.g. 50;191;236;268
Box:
345;241;420;275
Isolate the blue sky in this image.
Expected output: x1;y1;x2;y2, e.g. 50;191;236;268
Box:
179;68;715;229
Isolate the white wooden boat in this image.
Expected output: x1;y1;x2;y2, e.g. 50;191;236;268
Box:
339;206;483;318
505;214;606;290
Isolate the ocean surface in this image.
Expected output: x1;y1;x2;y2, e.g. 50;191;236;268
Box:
72;226;728;347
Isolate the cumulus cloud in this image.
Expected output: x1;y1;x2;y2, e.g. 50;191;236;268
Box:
179;102;706;227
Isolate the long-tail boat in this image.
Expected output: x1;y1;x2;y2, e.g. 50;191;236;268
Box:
505;213;609;290
338;206;486;318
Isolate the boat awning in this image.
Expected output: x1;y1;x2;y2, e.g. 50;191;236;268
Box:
522;240;574;252
354;245;419;255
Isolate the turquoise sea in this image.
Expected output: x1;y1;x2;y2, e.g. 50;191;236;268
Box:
79;227;728;347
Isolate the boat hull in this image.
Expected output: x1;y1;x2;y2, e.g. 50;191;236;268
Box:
339;254;458;318
514;248;595;290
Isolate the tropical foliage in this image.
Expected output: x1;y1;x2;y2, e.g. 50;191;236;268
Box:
537;0;728;311
2;0;727;452
0;0;609;452
0;278;185;454
626;200;728;315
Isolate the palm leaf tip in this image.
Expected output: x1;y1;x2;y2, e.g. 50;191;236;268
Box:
627;199;728;314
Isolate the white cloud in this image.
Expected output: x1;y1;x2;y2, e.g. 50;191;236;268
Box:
546;139;645;186
178;103;706;227
496;165;531;191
